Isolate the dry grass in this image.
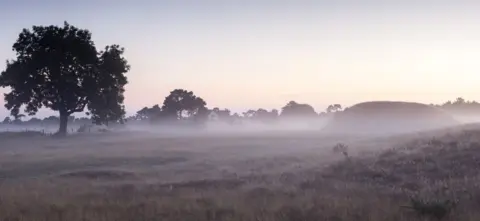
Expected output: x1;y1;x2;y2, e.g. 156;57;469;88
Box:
1;126;480;221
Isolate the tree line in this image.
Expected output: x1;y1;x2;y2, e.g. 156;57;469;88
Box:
130;93;343;125
0;88;344;127
0;22;346;134
431;97;480;115
0;22;477;135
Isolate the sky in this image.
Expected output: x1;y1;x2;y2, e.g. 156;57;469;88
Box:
0;0;479;118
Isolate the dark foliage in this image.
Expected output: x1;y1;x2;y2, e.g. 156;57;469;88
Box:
161;89;208;121
0;22;129;135
280;101;317;118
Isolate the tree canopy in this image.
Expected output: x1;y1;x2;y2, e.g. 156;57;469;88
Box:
136;105;162;121
161;89;208;121
0;22;129;135
326;104;342;113
280;101;317;118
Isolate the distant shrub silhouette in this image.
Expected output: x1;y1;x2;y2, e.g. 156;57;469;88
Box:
332;143;349;159
403;197;456;220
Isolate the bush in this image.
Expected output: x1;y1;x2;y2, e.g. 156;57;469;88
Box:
333;143;349;158
403;197;457;220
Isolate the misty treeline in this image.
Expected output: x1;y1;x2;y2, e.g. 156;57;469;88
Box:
0;22;345;135
0;91;343;127
129;96;342;125
431;97;480;115
0;22;478;135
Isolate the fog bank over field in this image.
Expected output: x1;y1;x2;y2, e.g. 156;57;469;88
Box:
2;97;480;139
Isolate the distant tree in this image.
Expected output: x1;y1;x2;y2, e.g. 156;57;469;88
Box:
136;104;162;121
0;22;129;135
27;117;42;124
2;117;11;124
436;97;480;116
136;107;150;120
243;109;257;119
192;105;210;125
241;108;277;123
271;109;279;117
161;89;207;121
75;117;91;125
43;115;60;125
453;97;465;105
326;104;342;113
318;111;327;117
255;108;269;119
254;108;278;123
12;114;25;125
231;113;242;124
280;101;317;118
211;107;232;123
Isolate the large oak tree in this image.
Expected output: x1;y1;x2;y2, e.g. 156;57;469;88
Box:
0;22;129;135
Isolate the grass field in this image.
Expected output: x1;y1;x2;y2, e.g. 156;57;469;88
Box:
1;126;480;221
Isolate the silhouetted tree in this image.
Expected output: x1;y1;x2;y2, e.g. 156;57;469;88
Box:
192;105;210;125
27;117;42;124
75;117;91;125
231;113;242;125
436;97;480;116
88;45;129;126
136;104;162;121
280;101;317;118
326;104;342;113
240;108;278;123
2;117;11;124
161;89;207;122
43;116;60;125
0;22;129;135
318;111;327;117
453;97;465;105
211;107;232;123
243;109;257;119
12;114;25;125
254;108;278;123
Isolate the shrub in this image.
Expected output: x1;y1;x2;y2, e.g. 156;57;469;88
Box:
403;197;457;220
333;143;349;158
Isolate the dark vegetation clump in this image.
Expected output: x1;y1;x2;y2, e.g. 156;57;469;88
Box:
403;197;457;220
332;143;349;158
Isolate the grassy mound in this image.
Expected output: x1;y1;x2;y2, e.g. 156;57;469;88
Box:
324;101;459;135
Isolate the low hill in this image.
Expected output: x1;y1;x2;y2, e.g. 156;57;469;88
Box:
323;101;459;135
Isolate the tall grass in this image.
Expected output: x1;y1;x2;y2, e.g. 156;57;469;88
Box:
1;128;480;221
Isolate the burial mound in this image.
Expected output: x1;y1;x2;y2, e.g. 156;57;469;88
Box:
323;101;459;135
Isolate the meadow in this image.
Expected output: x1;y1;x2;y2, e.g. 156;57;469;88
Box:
1;125;480;221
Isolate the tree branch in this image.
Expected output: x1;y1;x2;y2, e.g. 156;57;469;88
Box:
67;97;88;115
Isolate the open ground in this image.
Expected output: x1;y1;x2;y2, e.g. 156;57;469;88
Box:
2;125;480;221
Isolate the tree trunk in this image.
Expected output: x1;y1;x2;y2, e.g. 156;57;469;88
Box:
58;112;69;136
